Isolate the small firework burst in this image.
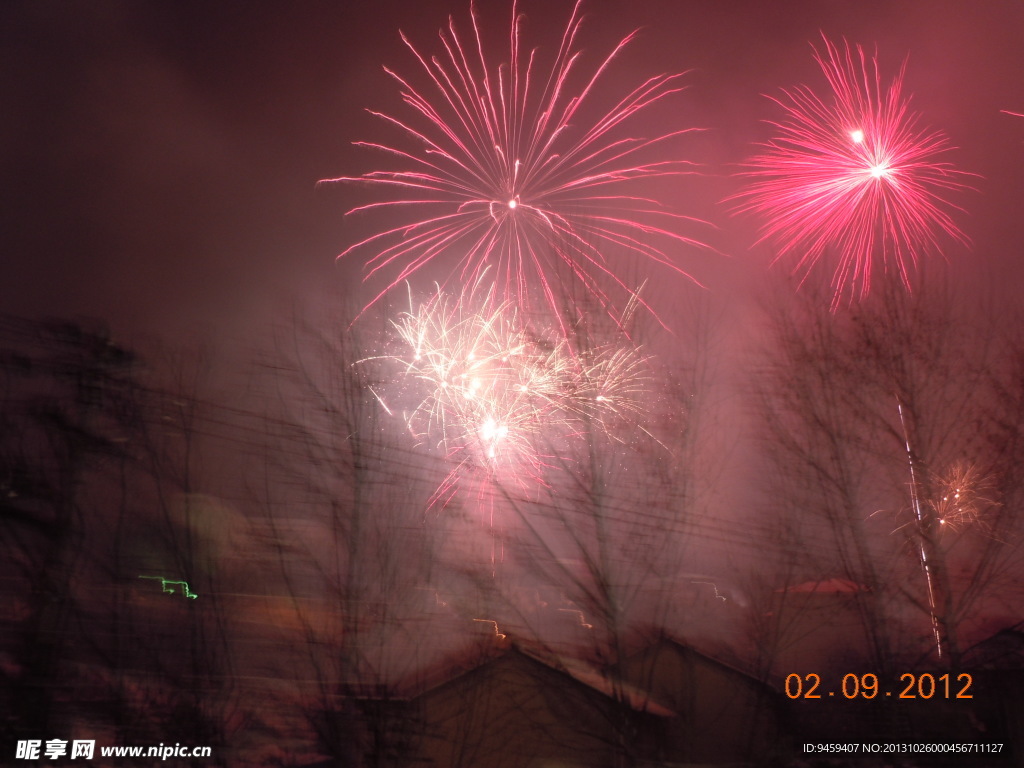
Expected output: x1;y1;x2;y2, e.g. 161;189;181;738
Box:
929;461;999;534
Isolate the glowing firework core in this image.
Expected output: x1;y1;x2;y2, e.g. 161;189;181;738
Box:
868;162;890;179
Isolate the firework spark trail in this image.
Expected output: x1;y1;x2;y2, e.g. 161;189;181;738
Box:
734;36;972;309
897;399;944;659
365;280;651;509
322;0;708;324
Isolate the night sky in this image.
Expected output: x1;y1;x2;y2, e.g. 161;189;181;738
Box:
4;2;1024;762
3;0;1023;344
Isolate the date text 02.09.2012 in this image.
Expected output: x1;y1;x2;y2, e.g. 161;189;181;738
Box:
785;672;973;700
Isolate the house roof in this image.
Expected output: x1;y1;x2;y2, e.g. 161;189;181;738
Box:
517;643;676;717
405;637;675;717
623;633;779;695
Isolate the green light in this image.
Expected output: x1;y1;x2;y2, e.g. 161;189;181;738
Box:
139;575;198;599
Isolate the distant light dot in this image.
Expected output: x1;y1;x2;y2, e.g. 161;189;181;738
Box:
507;199;517;209
851;129;865;144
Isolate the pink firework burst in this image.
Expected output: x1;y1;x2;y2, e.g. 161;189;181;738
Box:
322;0;708;323
734;36;973;308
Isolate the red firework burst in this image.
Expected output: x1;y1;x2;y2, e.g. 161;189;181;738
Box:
322;0;708;322
734;36;973;308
